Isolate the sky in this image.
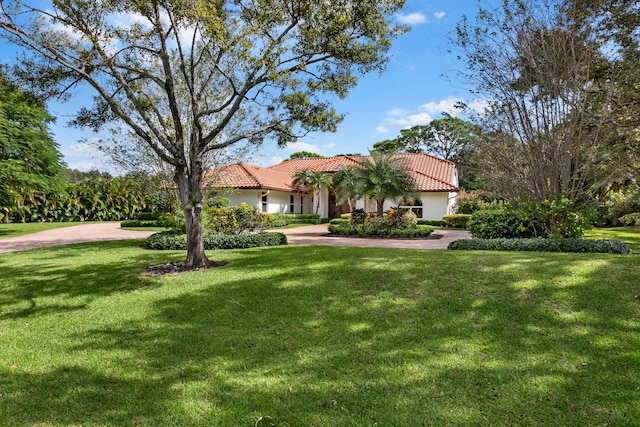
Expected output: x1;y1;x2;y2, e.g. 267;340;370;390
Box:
1;0;482;173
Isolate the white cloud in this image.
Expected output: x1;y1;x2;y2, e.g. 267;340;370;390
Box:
388;108;410;117
270;156;284;165
62;142;102;157
384;112;432;127
468;98;492;115
322;142;336;150
397;12;428;25
66;161;101;172
376;125;390;134
434;11;446;20
419;96;465;115
284;141;323;154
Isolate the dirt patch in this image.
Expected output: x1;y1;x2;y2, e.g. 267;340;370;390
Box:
145;260;228;276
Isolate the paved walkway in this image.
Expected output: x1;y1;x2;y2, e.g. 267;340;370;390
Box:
0;223;471;254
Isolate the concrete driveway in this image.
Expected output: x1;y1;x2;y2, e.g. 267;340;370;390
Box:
0;222;156;254
0;223;471;254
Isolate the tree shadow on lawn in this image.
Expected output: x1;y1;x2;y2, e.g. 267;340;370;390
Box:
1;246;639;425
0;240;179;319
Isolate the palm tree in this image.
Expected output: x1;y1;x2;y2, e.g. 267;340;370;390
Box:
332;166;360;212
352;152;417;216
291;170;333;215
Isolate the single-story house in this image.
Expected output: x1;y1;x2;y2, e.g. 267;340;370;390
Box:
204;153;459;219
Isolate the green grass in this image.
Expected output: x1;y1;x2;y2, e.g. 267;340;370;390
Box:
0;222;92;239
585;226;640;253
1;240;639;426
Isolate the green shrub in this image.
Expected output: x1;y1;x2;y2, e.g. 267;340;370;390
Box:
328;224;435;238
204;203;266;234
448;238;631;254
329;218;349;225
443;214;472;229
619;212;640;226
465;198;591;240
142;231;287;250
455;191;486;214
467;210;535;239
417;219;449;227
266;213;322;227
135;211;163;221
120;219;164;228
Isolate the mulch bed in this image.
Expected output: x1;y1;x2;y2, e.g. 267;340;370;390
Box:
145;260;227;276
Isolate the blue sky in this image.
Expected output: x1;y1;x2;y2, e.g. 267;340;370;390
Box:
2;0;481;173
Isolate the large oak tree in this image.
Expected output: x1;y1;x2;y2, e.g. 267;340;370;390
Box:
0;0;407;268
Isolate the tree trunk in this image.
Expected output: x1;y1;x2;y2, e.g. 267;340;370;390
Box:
377;199;385;217
175;164;210;270
315;191;320;215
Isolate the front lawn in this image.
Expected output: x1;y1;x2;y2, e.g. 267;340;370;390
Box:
1;241;639;426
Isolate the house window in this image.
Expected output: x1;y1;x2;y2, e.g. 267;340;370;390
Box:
261;193;268;213
290;195;295;213
300;196;304;214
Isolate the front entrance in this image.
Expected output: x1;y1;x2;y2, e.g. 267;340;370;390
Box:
328;192;351;218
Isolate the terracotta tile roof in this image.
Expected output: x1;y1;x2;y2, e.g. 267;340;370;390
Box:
206;153;458;193
204;163;294;192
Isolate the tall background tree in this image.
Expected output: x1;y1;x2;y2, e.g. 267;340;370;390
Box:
0;69;64;221
372;113;479;188
0;0;407;268
453;0;633;203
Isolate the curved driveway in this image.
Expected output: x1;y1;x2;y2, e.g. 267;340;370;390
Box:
0;223;470;254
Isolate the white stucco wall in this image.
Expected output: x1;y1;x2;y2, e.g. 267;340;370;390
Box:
227;190;312;214
354;191;452;219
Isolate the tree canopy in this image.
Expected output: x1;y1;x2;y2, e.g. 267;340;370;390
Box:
0;0;407;268
286;151;324;160
453;0;637;202
0;70;64;219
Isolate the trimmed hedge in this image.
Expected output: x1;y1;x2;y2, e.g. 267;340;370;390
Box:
442;214;473;229
417;219;449;227
329;218;349;225
328;224;435;238
447;238;631;254
120;219;164;228
267;213;325;227
142;231;288;250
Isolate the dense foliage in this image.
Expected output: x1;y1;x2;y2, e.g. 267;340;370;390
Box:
467;198;591;239
448;238;631;254
2;174;172;223
328;208;433;238
0;71;64;220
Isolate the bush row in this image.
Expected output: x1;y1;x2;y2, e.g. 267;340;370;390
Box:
466;198;590;239
142;231;288;250
442;214;472;228
120;219;164;228
328;224;435;238
417;219;449;227
448;238;631;254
